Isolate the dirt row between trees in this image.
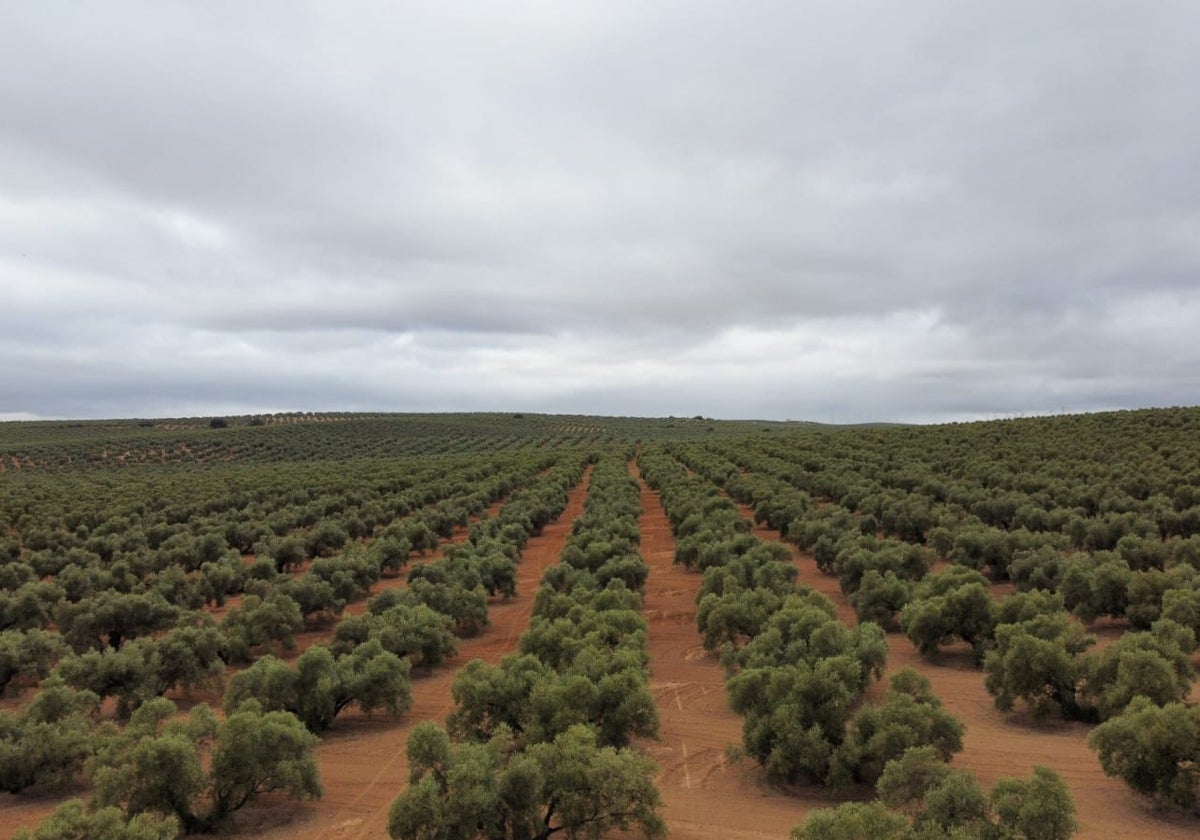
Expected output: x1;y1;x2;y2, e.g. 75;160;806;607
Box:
632;463;821;839
725;499;1198;840
0;471;593;840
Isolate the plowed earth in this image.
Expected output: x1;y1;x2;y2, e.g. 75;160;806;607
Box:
633;466;831;839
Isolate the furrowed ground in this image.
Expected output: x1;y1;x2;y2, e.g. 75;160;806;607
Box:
633;460;819;839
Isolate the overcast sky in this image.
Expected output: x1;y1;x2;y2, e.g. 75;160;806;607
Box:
2;1;1197;424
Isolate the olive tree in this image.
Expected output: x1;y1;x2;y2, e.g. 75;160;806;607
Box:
899;567;996;661
333;604;457;669
799;750;1076;840
735;594;887;691
1084;619;1194;719
223;641;412;732
14;800;178;840
1089;696;1200;810
848;570;912;630
0;628;66;693
727;655;862;784
790;802;910;840
387;723;664;840
447;651;657;749
983;613;1095;720
830;669;964;786
91;697;321;833
0;678;98;793
57;592;179;652
218;592;303;663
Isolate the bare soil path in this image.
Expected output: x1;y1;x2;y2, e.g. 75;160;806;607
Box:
633;463;833;840
730;501;1200;840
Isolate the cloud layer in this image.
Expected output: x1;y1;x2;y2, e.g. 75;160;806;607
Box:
2;1;1198;422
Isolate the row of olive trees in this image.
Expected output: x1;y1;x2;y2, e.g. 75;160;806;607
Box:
6;455;594;837
389;453;666;840
654;442;1086;837
4;679;321;837
640;448;964;790
0;457;543;708
682;425;1198;818
4;454;592;721
793;747;1075;840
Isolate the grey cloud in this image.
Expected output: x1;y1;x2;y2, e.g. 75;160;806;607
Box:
2;1;1199;420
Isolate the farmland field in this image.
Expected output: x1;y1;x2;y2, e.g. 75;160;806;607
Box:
3;409;1200;839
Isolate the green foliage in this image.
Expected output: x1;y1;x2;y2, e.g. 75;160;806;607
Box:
55;641;160;720
399;577;489;636
798;756;1075;840
899;567;996;661
834;540;932;597
448;655;551;742
56;591;179;652
52;621;222;719
949;523;1015;577
0;580;64;632
919;770;990;833
696;587;784;651
1161;585;1200;638
223;641;412;732
875;745;952;812
1084;619;1195;719
1009;546;1065;592
333;604;458;668
305;520;350;558
831;669;964;787
989;766;1077;840
272;575;345;622
0;677;98;793
849;569;912;629
727;655;862;783
735;593;887;690
218;592;303;663
1061;553;1131;623
0;628;66;693
790;802;910;840
208;702;323;825
388;723;664;840
14;799;179;840
154;622;226;694
1124;567;1195;630
519;605;648;673
983;613;1094;720
91;697;320;832
10;408;1200;836
1089;696;1200;809
265;535;306;574
448;649;657;749
995;589;1065;626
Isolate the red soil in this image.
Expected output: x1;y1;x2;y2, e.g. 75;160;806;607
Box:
731;504;1200;840
634;466;831;840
